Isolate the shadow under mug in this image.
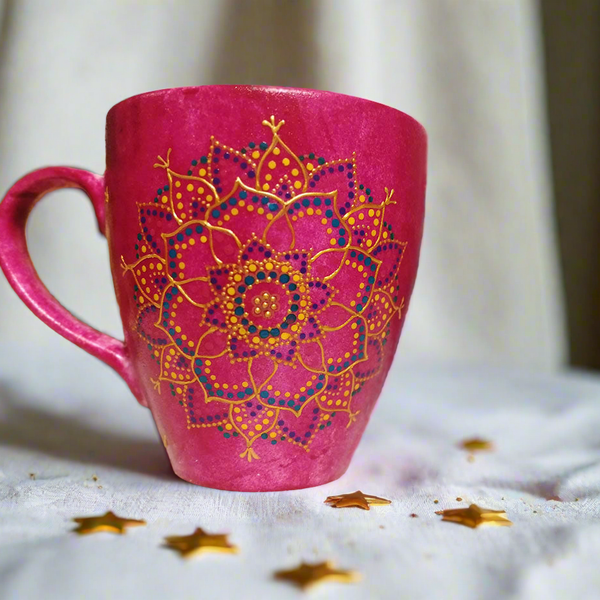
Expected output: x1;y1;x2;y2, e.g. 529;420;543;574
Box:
0;86;426;491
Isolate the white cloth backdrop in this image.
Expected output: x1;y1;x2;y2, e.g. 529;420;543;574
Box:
1;4;586;599
0;0;566;370
1;343;600;600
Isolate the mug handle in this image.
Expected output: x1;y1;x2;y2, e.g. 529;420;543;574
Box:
0;167;144;405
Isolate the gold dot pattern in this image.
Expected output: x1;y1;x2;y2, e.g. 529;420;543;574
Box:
324;250;382;311
364;290;397;336
227;403;279;441
127;255;168;306
167;172;215;224
317;370;355;410
121;115;409;462
344;206;384;249
204;139;260;197
256;141;307;196
160;345;196;383
253;291;279;318
321;312;368;375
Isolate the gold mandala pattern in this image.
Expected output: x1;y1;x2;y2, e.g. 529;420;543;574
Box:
122;117;406;460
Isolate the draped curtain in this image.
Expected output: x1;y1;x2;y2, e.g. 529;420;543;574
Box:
0;0;565;370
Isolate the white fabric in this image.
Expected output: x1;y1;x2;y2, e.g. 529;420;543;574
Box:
1;343;600;599
0;0;566;369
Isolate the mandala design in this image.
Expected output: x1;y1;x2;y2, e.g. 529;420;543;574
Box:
122;116;406;461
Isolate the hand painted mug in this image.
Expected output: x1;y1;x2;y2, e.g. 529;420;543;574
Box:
0;86;426;491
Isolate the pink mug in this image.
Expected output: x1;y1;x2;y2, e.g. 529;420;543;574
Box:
0;86;426;491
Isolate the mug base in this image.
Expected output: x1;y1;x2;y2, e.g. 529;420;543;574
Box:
170;459;351;492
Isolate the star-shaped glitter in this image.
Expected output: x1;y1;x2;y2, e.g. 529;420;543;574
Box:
72;511;146;535
459;438;494;451
275;561;361;590
324;490;392;510
164;528;238;558
435;504;512;529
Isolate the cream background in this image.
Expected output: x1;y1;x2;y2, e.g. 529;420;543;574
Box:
0;0;565;370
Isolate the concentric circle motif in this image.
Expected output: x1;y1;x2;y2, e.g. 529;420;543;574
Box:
122;116;407;461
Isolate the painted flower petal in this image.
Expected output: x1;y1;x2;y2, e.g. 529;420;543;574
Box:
201;302;229;330
318;303;368;375
134;304;169;349
353;337;383;380
364;290;399;336
255;132;308;198
272;191;349;253
238;238;279;264
297;339;325;372
306;156;357;216
250;359;326;415
206;138;265;195
271;402;333;448
226;399;280;447
260;211;295;252
137;203;177;256
122;255;168;306
307;280;336;313
319;247;381;314
228;333;262;361
297;315;321;342
206;182;286;248
163;221;241;282
165;169;218;223
192;353;257;403
308;248;346;281
343;203;387;251
209;225;242;263
268;340;300;364
162;222;217;280
317;370;356;412
372;241;407;289
178;278;213;306
155;284;207;356
196;327;229;358
159;344;196;384
171;382;232;429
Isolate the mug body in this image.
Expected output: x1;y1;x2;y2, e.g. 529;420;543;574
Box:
105;86;426;491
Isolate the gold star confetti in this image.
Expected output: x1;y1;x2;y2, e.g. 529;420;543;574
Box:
164;528;238;558
435;504;512;529
459;438;494;452
73;511;146;535
324;490;392;510
275;561;361;590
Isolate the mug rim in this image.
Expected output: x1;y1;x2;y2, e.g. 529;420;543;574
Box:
107;85;426;134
